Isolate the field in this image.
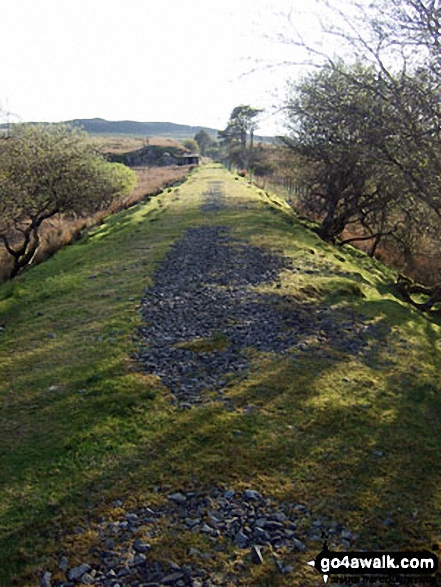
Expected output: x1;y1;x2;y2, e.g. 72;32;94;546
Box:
93;135;184;154
1;165;441;585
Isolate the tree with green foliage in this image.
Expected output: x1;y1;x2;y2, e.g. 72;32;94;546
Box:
283;0;441;225
284;63;408;243
0;124;136;278
218;105;262;168
277;0;441;305
182;138;199;153
194;129;214;157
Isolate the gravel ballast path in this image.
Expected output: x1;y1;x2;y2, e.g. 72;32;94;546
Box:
135;182;387;407
44;181;390;587
136;224;296;405
45;487;356;587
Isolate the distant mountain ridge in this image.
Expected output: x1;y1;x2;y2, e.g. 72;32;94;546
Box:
68;118;221;139
0;118;275;142
0;118;219;139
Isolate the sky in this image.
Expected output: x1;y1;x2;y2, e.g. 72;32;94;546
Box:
0;0;331;136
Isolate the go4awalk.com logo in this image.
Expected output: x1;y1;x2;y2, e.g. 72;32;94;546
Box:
307;542;439;584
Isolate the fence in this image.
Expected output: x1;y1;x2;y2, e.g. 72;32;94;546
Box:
254;174;310;202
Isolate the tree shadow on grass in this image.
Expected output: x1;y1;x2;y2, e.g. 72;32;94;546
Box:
2;213;441;584
13;345;438;584
2;313;441;584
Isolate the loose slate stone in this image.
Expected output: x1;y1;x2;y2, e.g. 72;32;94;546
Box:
292;538;307;552
244;489;262;501
133;539;151;553
161;572;185;584
168;492;187;504
250;545;264;564
264;520;283;531
133;553;147;566
255;527;268;541
67;563;92;581
234;530;249;547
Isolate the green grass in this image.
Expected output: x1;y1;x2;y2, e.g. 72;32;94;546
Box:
1;165;441;586
175;331;230;353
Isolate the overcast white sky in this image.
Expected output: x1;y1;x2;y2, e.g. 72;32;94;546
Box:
0;0;331;135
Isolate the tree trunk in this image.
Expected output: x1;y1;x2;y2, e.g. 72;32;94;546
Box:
9;229;40;278
395;273;441;312
4;208;58;279
317;206;347;242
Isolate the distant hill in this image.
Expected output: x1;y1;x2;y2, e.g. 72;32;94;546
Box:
0;118;274;142
0;118;220;140
68;118;221;139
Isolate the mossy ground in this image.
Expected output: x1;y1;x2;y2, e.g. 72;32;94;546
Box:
1;165;441;585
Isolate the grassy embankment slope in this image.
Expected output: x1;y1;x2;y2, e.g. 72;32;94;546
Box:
1;165;441;586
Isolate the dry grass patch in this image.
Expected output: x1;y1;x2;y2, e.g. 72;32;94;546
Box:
94;135;183;154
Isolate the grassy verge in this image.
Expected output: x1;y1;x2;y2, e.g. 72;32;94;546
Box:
1;165;441;586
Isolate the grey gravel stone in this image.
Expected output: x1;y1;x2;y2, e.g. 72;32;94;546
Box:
292;538;307;552
264;520;283;531
234;530;249;547
244;489;262;501
250;545;264;564
67;563;92;581
133;539;151;553
161;572;185;584
168;492;187;504
133;553;147;566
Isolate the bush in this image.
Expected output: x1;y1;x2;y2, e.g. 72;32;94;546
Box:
0;124;136;278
